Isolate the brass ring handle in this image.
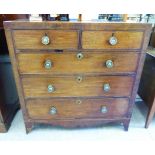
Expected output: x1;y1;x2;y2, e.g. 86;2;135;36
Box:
77;53;84;60
49;107;57;115
47;84;55;93
42;35;50;45
44;60;52;69
103;83;110;92
109;36;118;45
105;60;113;68
101;106;108;114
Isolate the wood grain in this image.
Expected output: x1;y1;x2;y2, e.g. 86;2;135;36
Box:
17;52;139;74
22;76;134;98
26;98;129;119
82;31;143;49
3;21;151;31
4;21;152;132
13;30;78;49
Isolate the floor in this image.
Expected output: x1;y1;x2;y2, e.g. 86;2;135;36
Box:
0;100;155;141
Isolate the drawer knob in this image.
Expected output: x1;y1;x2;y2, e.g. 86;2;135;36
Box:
109;36;117;45
49;107;57;115
42;35;50;45
76;99;82;104
101;106;108;114
44;60;52;69
105;60;113;68
48;84;55;93
103;83;110;92
76;76;83;83
77;53;84;60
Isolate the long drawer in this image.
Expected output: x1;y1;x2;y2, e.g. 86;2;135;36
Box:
22;76;134;98
82;31;143;49
26;98;129;119
13;30;78;49
17;52;139;74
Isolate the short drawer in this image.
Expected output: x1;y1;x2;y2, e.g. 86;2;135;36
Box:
82;31;143;49
13;30;78;49
26;98;129;119
17;52;139;74
22;76;134;98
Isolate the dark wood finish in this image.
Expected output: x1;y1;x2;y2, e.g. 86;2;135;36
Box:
0;29;8;55
22;76;134;98
4;21;151;133
13;30;78;49
0;14;28;28
25;118;130;133
0;55;19;132
0;14;28;55
82;31;143;49
138;50;155;128
0;14;28;132
4;21;151;30
26;98;129;119
17;52;139;74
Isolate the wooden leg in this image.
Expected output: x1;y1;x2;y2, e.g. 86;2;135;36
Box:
0;123;7;133
145;99;155;128
123;120;130;131
25;122;33;134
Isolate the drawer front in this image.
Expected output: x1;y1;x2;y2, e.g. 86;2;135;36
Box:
22;76;134;98
82;31;143;49
13;30;78;49
26;98;129;119
17;52;139;74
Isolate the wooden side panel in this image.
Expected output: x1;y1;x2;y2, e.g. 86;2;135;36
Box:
138;54;155;107
22;76;134;98
82;31;143;49
13;30;78;49
4;29;29;123
17;52;139;74
26;98;129;119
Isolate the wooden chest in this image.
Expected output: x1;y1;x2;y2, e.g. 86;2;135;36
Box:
4;21;151;133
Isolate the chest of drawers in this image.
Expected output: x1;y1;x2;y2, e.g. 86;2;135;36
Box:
4;21;151;133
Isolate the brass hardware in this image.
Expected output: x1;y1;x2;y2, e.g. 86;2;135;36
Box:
76;99;82;104
109;36;117;45
47;84;55;93
42;35;50;45
101;106;108;113
77;53;84;60
44;60;52;69
49;107;57;115
105;60;113;68
76;76;83;83
103;83;110;92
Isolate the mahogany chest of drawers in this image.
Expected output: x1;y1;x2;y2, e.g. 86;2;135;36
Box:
4;21;151;133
